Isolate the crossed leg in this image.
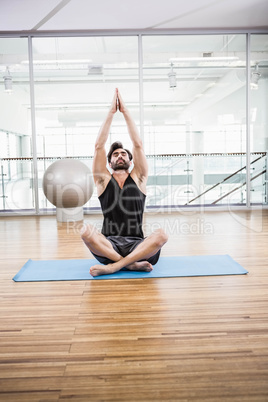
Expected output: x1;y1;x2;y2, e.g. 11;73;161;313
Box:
81;224;122;263
81;225;168;277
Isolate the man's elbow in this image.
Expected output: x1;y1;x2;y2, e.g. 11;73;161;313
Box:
133;140;143;149
95;142;105;152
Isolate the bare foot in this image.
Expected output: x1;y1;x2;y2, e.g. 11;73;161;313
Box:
90;261;153;277
126;261;153;272
90;264;117;277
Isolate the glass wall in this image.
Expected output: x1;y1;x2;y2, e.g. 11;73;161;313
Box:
250;34;268;205
143;35;248;206
0;32;267;214
31;36;139;211
0;38;33;212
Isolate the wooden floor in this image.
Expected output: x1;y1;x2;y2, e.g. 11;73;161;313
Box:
0;209;268;401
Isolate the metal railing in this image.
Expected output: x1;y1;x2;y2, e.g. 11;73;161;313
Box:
0;152;267;213
186;153;266;205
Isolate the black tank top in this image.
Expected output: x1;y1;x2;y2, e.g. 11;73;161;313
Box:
99;175;146;238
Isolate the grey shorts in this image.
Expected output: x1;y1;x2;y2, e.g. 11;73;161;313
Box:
91;235;161;266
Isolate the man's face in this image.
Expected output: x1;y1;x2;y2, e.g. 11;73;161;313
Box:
110;148;131;171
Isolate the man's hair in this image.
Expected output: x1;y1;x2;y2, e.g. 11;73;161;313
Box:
107;141;133;163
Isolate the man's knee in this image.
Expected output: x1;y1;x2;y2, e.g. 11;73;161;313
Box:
153;228;168;248
80;224;97;243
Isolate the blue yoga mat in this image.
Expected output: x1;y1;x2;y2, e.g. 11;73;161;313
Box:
13;255;247;282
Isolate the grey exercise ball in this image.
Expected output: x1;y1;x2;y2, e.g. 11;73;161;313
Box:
42;159;94;208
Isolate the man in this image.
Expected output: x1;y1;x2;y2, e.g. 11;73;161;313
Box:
81;88;168;276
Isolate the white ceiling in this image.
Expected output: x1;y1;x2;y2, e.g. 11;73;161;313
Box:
0;0;268;32
0;0;267;137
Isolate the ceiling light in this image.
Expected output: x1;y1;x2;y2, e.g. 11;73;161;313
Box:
3;67;12;93
168;63;176;89
250;64;261;90
88;65;103;75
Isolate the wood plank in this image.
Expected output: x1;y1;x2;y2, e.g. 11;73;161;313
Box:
0;210;268;401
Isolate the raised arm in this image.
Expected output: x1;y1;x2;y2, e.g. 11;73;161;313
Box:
117;90;148;186
92;89;118;192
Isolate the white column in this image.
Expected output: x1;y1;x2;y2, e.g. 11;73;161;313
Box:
192;131;204;200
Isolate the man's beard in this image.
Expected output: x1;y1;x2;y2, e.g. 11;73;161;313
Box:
111;160;130;171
